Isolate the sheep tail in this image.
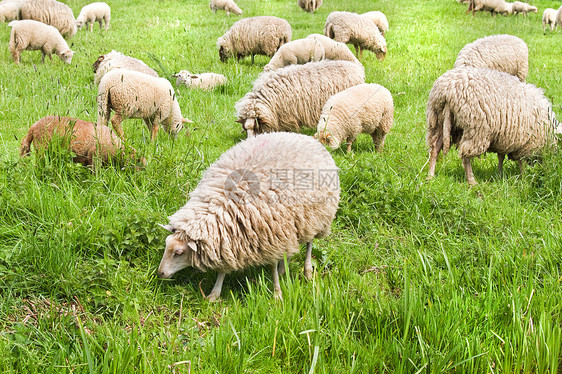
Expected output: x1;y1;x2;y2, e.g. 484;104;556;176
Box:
19;129;34;157
442;103;452;155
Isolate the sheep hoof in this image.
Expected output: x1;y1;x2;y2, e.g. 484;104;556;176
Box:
274;290;283;301
304;269;313;280
206;293;221;302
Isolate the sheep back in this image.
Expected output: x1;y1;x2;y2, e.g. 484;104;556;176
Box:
306;34;360;64
21;0;76;38
264;38;325;71
93;50;158;86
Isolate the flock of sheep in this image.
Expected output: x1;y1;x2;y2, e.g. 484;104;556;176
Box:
1;0;561;300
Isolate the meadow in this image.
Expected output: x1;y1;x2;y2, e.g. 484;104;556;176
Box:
1;0;561;372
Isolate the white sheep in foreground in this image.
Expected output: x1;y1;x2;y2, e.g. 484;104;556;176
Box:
467;0;512;15
76;2;110;32
263;37;325;71
324;11;387;60
315;83;394;152
235;60;365;137
21;0;76;38
93;50;158;86
298;0;322;13
8;19;73;64
361;11;389;36
209;0;241;16
158;132;340;301
97;69;193;141
19;116;145;167
512;1;537;15
172;70;227;90
306;34;360;64
217;16;292;63
542;8;557;32
453;34;528;82
426;67;562;185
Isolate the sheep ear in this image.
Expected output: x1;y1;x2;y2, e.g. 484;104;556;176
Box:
171;74;179;78
190;75;199;79
182;117;193;123
158;223;176;233
187;241;197;252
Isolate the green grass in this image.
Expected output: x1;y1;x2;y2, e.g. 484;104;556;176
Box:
1;0;562;372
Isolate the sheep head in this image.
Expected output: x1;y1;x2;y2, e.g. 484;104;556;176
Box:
315;129;338;150
59;50;74;64
158;225;197;279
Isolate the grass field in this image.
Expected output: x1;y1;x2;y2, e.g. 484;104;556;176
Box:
1;0;562;372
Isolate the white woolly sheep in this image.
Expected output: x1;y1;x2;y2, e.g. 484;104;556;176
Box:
467;0;512;15
217;16;292;63
157;132;341;301
512;1;537;15
298;0;322;13
8;19;73;64
235;60;365;138
19;116;145;167
76;2;110;32
21;0;76;38
453;34;528;82
315;83;394;152
172;70;227;90
306;34;360;64
324;11;387;60
361;11;389;36
542;8;557;32
263;38;325;71
0;0;23;22
426;67;562;185
97;69;193;141
209;0;241;16
556;6;562;29
92;50;158;86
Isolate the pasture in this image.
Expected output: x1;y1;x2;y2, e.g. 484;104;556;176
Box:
0;0;561;372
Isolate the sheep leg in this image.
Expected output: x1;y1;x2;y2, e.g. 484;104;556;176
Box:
518;160;525;175
251;54;255;64
462;156;478;186
304;242;313;280
271;263;283;300
427;136;444;180
497;153;505;177
111;113;125;140
278;255;292;275
41;50;46;63
371;129;386;152
207;272;226;302
90;22;94;32
12;48;21;65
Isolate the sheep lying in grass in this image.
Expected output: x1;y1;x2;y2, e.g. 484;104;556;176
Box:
19;116;145;167
512;1;537;15
21;0;76;38
235;60;365;137
263;37;325;71
426;67;562;185
315;83;394;152
158;132;340;301
8;19;73;64
217;16;292;63
453;34;528;82
361;11;389;36
93;50;158;86
306;34;360;64
76;2;110;32
172;70;227;90
209;0;242;16
298;0;322;13
324;11;387;60
542;8;557;32
97;69;193;141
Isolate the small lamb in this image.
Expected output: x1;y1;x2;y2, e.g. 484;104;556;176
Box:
298;0;322;13
512;1;537;15
19;116;145;167
263;38;325;71
209;0;242;16
158;132;340;301
172;70;227;90
315;83;394;152
8;19;73;64
97;69;193;141
361;11;389;36
542;8;557;32
76;2;110;32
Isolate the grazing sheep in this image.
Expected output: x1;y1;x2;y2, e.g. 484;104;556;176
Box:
8;19;73;65
361;11;389;36
467;0;512;15
20;0;76;38
306;34;360;64
542;8;557;32
263;38;325;71
556;6;562;29
512;1;537;15
235;60;365;138
172;70;227;90
298;0;322;13
209;0;241;16
217;16;292;63
93;50;158;86
324;11;387;60
426;67;561;185
19;116;145;167
158;132;340;301
97;69;193;141
76;2;110;32
315;83;394;152
0;0;24;22
453;34;528;82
